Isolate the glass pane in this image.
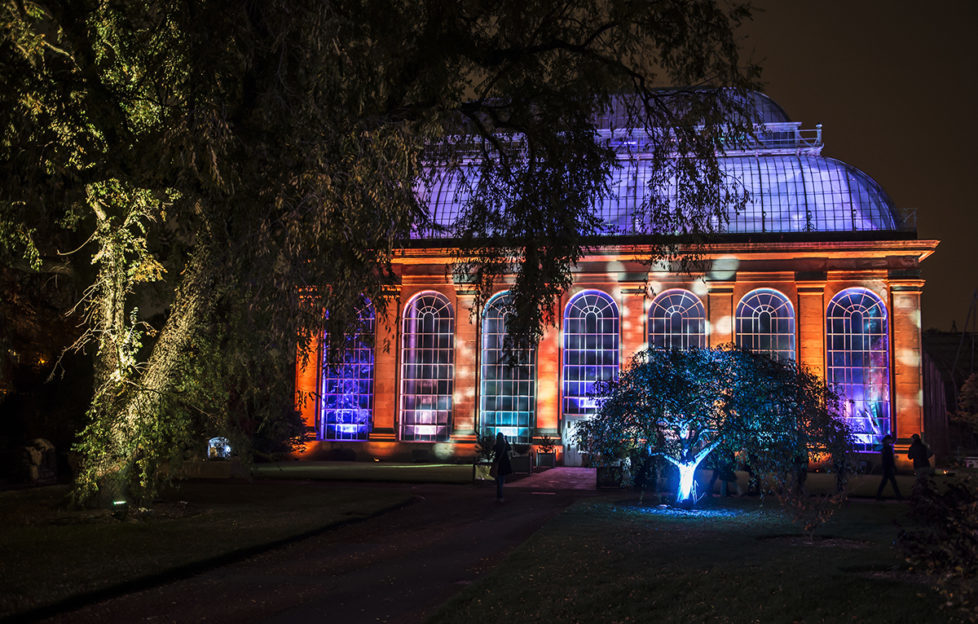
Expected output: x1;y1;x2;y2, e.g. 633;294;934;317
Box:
320;298;375;441
826;288;890;451
734;288;795;361
400;292;454;442
563;291;620;419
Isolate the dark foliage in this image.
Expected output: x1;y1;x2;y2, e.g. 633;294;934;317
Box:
899;476;978;622
1;0;759;501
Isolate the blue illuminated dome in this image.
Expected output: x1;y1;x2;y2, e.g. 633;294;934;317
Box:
415;92;905;238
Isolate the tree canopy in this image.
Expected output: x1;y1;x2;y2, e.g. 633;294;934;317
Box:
954;372;978;437
1;0;759;502
577;347;853;505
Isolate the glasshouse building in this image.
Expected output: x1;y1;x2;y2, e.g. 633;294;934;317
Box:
294;93;937;466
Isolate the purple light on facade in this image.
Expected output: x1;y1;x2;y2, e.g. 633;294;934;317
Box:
826;288;890;450
320;298;376;441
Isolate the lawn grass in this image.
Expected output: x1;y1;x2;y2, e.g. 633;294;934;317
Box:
428;495;943;624
252;460;476;483
0;480;413;619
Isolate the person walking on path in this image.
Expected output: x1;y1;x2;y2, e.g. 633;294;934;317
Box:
907;434;933;483
492;432;513;502
876;435;902;500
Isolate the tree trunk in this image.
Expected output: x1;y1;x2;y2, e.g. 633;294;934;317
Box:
86;246;213;497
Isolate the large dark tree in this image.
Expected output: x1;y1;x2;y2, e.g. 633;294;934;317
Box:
577;347;853;505
0;0;759;502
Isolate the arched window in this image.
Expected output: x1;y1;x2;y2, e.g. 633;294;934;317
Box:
735;288;795;361
648;289;707;350
400;292;454;442
320;298;375;441
480;293;535;444
827;288;890;450
563;291;619;419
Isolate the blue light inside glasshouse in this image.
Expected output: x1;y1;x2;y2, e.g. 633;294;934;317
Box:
321;299;376;441
826;288;890;451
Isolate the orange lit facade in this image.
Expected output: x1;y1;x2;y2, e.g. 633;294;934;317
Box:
294;94;938;466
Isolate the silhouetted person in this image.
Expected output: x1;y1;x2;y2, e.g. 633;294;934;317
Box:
907;434;933;483
492;432;512;501
744;451;760;496
707;448;741;496
875;435;902;500
632;449;656;504
793;449;809;495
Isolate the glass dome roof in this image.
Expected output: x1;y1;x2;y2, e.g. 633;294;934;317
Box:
592;90;791;130
414;154;901;239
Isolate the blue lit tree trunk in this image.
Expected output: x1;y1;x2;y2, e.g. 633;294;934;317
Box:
664;435;721;504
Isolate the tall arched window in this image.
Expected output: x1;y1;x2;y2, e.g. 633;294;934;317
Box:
827;288;890;450
735;288;795;361
648;289;707;350
320;298;375;441
563;291;619;419
400;292;454;442
480;292;535;444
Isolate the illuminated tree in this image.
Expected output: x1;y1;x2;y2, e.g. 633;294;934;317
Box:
577;347;853;506
1;1;758;502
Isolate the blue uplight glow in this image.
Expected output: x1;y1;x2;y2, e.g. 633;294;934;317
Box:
634;506;747;519
675;461;701;503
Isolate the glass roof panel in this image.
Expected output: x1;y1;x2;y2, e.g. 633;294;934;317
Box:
415;154;900;239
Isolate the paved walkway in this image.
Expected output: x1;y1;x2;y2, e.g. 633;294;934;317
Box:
38;479;601;624
509;467;596;490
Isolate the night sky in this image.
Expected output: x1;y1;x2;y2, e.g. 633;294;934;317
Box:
740;0;978;331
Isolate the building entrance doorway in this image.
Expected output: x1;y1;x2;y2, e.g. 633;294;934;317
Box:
563;418;585;467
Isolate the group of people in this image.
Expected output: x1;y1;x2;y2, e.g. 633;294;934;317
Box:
490;430;934;502
875;433;934;500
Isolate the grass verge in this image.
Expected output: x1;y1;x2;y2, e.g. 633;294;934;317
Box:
252;461;476;483
0;480;413;620
428;495;942;623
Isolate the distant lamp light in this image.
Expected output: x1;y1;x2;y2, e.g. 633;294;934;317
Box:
207;436;232;459
112;499;128;520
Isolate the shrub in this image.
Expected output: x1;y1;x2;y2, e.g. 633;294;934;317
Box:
898;476;978;622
